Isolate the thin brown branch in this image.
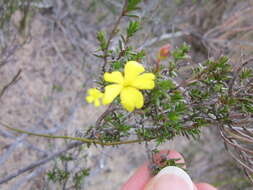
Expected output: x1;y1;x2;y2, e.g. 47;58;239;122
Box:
0;141;83;185
219;127;253;166
0;121;153;146
228;57;253;96
0;69;22;98
102;0;128;72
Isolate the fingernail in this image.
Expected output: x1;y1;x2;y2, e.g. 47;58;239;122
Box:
148;166;194;190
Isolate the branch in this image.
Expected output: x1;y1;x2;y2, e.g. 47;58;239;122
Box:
0;141;83;185
0;122;152;146
0;69;22;98
138;31;188;50
228;57;253;96
0;120;154;184
102;0;128;72
10;167;45;190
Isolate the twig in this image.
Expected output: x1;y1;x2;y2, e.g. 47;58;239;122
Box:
0;121;154;185
170;66;207;92
228;57;253;96
0;122;153;146
0;141;83;185
138;31;188;50
0;134;28;166
0;130;48;166
10;167;45;190
0;45;19;69
0;69;22;98
102;0;128;72
95;104;118;129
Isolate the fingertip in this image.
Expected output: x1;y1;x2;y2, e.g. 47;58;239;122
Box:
195;183;217;190
120;163;152;190
144;166;194;190
121;150;186;190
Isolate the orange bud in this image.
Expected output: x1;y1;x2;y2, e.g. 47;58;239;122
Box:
158;44;171;60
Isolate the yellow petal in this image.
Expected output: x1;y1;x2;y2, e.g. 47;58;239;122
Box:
94;99;100;107
135;89;144;109
104;71;123;84
87;88;95;95
103;84;122;105
124;61;145;83
120;87;144;112
88;88;103;98
86;96;93;103
132;73;155;89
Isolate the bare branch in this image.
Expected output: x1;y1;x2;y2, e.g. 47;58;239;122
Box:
0;141;83;185
228;57;253;96
102;0;128;72
0;69;22;99
10;167;45;190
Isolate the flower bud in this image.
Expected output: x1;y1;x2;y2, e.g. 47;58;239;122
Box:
157;44;171;61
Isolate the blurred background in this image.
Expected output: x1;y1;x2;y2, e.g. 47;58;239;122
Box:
0;0;253;189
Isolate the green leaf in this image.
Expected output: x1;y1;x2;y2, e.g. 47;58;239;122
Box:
171;91;183;103
126;0;142;13
127;21;140;38
112;61;124;70
172;43;190;62
218;56;229;65
175;102;187;113
47;168;70;183
157;79;176;90
59;154;73;161
73;168;90;189
118;125;131;135
240;68;253;79
97;31;107;51
125;14;140;18
93;53;105;58
168;112;181;121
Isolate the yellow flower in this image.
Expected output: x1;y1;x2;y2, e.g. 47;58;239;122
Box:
86;88;104;107
103;61;155;112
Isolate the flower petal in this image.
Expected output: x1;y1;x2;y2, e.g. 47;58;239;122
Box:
87;88;95;95
86;88;103;106
124;61;145;83
103;84;122;105
132;73;155;89
94;99;100;107
86;96;93;103
88;88;103;98
120;87;144;112
135;89;144;109
104;71;124;84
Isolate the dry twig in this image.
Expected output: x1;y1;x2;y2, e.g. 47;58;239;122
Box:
0;69;22;99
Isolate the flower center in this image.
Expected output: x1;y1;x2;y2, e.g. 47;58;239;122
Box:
122;79;132;87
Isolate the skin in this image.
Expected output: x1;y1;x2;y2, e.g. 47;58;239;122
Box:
121;150;217;190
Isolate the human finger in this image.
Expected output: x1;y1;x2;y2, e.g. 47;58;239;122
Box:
195;183;218;190
120;150;184;190
144;166;195;190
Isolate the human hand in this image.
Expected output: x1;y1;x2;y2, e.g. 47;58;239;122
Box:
121;150;217;190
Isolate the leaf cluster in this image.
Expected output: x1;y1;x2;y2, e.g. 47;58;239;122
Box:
127;21;141;38
125;0;142;14
88;38;252;151
47;153;90;190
